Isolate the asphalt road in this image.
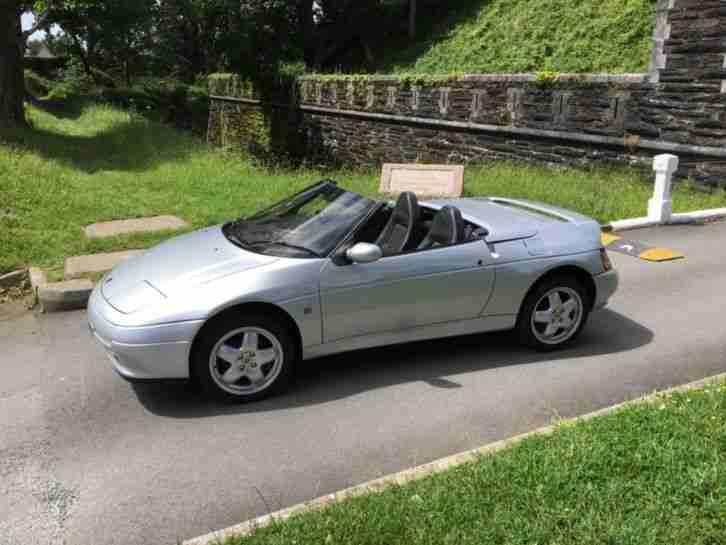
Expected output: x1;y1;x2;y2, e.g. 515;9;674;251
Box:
3;222;726;545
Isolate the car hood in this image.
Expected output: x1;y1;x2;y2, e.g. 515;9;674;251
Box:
101;225;278;313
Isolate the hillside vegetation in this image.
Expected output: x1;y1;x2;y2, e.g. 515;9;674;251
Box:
380;0;656;75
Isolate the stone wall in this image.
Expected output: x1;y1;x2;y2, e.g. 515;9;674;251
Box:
208;0;726;186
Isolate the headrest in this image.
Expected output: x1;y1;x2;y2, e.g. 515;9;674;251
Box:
391;191;419;225
428;206;464;245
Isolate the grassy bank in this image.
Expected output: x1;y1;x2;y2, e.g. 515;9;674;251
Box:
1;102;725;276
223;381;726;545
382;0;656;75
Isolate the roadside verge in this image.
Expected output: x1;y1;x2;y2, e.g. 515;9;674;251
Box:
184;371;726;545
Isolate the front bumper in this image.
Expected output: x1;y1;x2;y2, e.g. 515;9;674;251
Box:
592;268;619;310
87;285;203;381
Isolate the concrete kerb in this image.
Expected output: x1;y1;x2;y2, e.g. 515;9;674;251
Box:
37;279;94;312
28;267;94;313
605;154;726;233
183;371;726;545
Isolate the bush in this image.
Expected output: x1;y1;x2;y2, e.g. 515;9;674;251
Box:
24;70;51;98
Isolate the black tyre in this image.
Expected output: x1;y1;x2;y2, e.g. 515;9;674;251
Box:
516;275;591;351
191;312;297;403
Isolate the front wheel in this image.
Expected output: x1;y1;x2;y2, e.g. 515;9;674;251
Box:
516;276;591;351
191;313;297;403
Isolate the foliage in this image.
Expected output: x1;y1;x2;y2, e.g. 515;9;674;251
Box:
36;0;157;85
23;69;52;97
380;0;656;74
2;103;725;275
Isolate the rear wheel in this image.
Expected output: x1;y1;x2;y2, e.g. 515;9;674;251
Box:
191;313;297;402
516;276;591;351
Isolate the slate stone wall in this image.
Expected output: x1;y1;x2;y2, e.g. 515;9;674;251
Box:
208;0;726;186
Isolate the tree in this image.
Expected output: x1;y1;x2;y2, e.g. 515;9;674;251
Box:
1;3;25;128
1;1;56;128
408;0;416;39
47;0;156;86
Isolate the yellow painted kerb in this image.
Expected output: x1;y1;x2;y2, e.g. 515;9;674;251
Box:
639;248;685;262
600;233;621;246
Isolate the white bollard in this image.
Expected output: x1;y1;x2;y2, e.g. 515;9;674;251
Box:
648;154;679;223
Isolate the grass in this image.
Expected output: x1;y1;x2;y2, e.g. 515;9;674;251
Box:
1;102;725;276
380;0;656;75
222;382;726;545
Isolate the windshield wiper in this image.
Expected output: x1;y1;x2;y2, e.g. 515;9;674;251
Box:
247;240;322;258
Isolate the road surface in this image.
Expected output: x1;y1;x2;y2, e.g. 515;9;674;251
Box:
2;222;726;545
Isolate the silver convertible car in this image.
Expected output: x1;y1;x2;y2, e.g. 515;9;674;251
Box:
88;180;618;402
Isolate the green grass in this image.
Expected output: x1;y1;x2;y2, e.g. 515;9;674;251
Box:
380;0;656;75
223;382;726;545
1;102;725;276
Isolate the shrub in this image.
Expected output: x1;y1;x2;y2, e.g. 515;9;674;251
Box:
24;70;51;98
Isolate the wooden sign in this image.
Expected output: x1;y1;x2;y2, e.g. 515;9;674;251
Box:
380;164;464;198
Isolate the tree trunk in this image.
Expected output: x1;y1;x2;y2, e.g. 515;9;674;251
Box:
0;2;27;129
408;0;416;39
298;0;316;68
70;34;98;84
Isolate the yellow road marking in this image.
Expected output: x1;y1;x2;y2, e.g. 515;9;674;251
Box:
600;233;621;246
639;248;685;262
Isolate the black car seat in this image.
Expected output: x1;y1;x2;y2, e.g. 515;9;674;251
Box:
375;192;420;256
417;206;465;250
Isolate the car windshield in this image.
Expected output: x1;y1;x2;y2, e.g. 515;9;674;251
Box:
222;181;376;258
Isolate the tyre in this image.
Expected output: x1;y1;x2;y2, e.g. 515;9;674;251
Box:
516;275;591;351
191;312;297;403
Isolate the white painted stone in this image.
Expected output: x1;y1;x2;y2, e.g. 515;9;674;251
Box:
365;85;375;109
83;215;188;239
470;90;486;119
438;87;451;116
410;85;420;111
386;86;397;109
648;154;679;223
64;250;145;280
380;164;464;198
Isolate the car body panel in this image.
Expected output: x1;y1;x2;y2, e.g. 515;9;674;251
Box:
87;190;618;382
304;315;517;360
319;239;496;342
484;249;606;316
101;226;278;312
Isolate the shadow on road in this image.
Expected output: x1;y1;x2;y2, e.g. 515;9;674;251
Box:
132;309;653;418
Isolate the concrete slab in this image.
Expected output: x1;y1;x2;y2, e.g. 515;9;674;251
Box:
64;250;145;280
83;215;188;239
380;164;464;197
38;279;94;312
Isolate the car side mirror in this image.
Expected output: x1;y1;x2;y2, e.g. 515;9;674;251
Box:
346;243;383;264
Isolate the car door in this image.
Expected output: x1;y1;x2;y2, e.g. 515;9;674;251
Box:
319;240;496;343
